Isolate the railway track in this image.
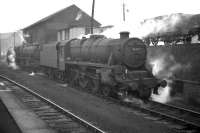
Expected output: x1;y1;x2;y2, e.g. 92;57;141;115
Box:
69;79;200;132
143;100;200;131
1;72;200;133
92;92;200;133
0;74;106;133
119;99;200;133
94;91;200;132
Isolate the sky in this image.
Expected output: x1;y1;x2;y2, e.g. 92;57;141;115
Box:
0;0;200;34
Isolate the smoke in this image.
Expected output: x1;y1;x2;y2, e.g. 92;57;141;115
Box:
191;35;200;43
148;53;183;79
29;72;35;76
137;13;192;38
0;82;5;86
18;30;27;44
101;22;132;38
148;52;190;103
151;80;172;103
7;55;18;70
6;48;19;70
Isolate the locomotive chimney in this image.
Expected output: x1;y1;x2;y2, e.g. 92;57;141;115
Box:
120;31;129;39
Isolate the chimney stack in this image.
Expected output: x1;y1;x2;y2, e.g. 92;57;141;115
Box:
120;31;129;39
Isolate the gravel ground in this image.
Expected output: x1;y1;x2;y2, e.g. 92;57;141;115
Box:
0;63;175;133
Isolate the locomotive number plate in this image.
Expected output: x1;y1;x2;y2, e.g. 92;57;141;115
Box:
132;48;141;51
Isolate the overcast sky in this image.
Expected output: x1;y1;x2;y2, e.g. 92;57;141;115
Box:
0;0;200;33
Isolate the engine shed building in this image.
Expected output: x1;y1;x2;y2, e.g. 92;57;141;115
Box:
23;4;101;44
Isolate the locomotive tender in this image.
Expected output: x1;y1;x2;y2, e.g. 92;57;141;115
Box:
15;32;166;100
15;44;40;69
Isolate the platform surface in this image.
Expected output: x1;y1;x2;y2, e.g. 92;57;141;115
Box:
0;86;57;133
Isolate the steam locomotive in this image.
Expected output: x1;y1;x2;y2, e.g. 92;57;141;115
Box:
14;32;166;101
15;44;40;69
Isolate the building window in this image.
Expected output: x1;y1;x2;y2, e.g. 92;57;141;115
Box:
59;46;64;57
85;27;91;35
65;29;69;40
61;30;65;40
69;27;85;39
57;31;61;41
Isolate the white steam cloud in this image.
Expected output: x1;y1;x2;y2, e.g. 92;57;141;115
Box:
136;13;192;38
151;80;172;103
148;52;190;103
149;54;183;79
29;72;35;76
6;48;19;70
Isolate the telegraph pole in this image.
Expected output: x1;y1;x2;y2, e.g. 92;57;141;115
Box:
90;0;95;34
0;34;1;59
122;0;126;21
13;32;15;47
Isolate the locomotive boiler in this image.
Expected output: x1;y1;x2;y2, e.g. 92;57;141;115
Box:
69;32;146;69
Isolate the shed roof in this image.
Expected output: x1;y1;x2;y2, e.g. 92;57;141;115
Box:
23;4;101;30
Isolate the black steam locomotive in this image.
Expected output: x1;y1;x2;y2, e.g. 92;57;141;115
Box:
14;32;166;100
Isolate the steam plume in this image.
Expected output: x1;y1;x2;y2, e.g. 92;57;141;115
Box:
137;13;195;38
152;80;172;103
29;72;35;76
149;53;182;79
148;52;190;103
6;47;19;70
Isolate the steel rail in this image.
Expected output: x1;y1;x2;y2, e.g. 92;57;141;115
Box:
0;74;106;133
83;84;200;131
150;101;200;117
143;100;200;130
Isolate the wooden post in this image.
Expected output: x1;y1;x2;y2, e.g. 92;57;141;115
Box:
123;0;125;21
13;32;15;47
90;0;95;34
0;34;1;58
